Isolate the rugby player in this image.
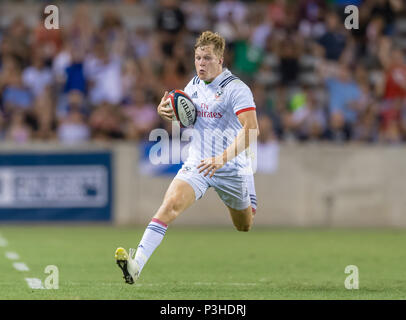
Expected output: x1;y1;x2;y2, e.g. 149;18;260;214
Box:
115;31;259;284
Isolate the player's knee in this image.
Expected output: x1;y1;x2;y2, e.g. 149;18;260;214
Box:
161;197;183;220
236;223;251;232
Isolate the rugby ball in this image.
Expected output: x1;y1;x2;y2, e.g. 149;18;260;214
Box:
168;90;196;128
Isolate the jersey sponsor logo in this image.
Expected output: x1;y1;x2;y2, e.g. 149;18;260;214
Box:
197;110;223;118
191;91;198;99
198;102;223;118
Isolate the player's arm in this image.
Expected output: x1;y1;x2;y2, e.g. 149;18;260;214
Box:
157;91;174;121
198;110;259;177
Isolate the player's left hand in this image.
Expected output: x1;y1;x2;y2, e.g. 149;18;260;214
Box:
197;155;225;178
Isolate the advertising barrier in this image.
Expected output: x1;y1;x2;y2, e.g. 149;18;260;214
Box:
0;151;112;221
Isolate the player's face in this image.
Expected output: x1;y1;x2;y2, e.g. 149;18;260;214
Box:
195;45;223;82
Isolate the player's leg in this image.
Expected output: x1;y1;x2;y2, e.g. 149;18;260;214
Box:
153;178;196;224
116;178;196;284
215;173;257;232
226;205;254;232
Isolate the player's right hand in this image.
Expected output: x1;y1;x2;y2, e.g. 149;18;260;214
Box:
157;91;174;121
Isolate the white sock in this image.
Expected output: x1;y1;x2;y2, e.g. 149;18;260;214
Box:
134;218;168;272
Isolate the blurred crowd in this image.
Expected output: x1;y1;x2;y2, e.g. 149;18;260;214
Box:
1;0;406;147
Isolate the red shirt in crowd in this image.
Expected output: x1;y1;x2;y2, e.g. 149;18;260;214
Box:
384;64;406;99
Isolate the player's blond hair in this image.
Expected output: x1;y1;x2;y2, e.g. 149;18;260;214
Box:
194;31;225;58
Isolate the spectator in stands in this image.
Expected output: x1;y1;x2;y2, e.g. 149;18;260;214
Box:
156;0;185;57
6;110;31;144
378;97;403;144
33;92;57;141
268;86;290;141
297;0;326;39
84;40;123;106
2;66;33;114
379;47;406;101
370;0;404;35
183;0;211;38
130;27;154;61
232;21;264;81
277;34;302;86
317;11;348;61
57;90;89;121
353;101;379;143
160;44;190;91
123;88;160;141
65;3;94;54
99;9;124;43
250;11;273;51
252;83;273;119
266;0;287;29
89;102;125;141
57;108;90;145
121;58;139;104
32;6;63;64
3;16;30;67
290;86;327;142
319;62;362;142
214;0;247;26
22;49;53;98
63;47;87;96
377;44;406;143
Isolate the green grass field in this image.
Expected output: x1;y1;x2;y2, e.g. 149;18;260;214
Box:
0;225;406;300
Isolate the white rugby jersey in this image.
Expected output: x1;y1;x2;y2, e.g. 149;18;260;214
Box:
183;68;256;176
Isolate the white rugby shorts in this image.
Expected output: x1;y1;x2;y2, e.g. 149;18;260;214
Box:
174;164;257;212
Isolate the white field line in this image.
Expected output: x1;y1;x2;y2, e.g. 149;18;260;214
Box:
5;251;20;260
0;236;43;290
25;278;45;289
13;262;30;271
